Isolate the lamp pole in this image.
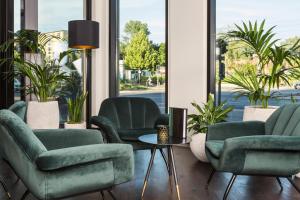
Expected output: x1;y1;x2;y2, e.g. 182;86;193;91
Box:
82;49;87;119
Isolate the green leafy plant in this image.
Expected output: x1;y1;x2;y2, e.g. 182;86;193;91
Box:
67;92;87;124
0;30;77;102
224;20;300;108
14;60;69;102
188;94;233;134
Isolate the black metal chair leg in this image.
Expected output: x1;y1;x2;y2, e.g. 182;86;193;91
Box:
206;169;216;189
99;190;105;200
0;179;11;199
276;177;283;190
107;189;117;200
287;177;300;193
159;148;169;172
223;175;237;200
20;189;30;200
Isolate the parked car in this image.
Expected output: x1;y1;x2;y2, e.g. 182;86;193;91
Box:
294;82;300;89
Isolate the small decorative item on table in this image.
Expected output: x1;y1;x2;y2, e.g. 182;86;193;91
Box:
157;125;169;143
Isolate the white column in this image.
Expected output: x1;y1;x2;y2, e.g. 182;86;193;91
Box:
168;0;208;111
91;0;110;115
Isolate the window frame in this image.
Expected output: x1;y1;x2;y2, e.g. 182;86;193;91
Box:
207;0;216;100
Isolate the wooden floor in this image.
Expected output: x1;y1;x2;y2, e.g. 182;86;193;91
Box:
0;146;300;200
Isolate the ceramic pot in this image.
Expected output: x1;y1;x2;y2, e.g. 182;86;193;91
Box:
243;106;279;122
64;122;86;129
190;133;208;162
27;101;60;129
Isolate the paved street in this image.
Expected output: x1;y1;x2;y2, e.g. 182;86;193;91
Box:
121;87;300;121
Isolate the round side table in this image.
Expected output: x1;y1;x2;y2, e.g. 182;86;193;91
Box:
138;134;189;200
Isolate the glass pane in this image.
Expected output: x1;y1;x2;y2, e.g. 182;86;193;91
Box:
38;0;83;122
14;0;21;101
118;0;167;113
216;0;300;121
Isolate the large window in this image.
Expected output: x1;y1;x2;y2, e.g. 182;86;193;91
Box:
112;0;167;113
10;0;86;122
38;0;84;122
214;0;300;121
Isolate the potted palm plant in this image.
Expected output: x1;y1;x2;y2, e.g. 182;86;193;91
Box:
188;94;233;162
0;30;69;129
65;92;87;129
223;20;300;121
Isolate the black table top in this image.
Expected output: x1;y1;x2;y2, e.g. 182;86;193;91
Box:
138;134;190;146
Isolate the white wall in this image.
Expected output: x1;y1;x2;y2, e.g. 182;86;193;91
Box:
91;0;109;115
168;0;208;112
91;0;208;115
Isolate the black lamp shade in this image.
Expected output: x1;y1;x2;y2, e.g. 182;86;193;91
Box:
68;20;99;49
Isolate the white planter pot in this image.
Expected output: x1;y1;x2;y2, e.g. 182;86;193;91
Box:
190;133;208;162
27;101;59;129
243;106;279;122
64;122;86;129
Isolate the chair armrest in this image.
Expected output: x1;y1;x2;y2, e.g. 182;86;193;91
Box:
33;129;103;150
36;144;133;171
155;114;169;127
207;121;265;141
224;135;300;152
90;116;123;143
219;135;300;173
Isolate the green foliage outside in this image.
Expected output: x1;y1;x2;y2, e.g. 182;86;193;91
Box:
188;94;233;134
121;20;165;73
124;31;158;71
124;20;150;41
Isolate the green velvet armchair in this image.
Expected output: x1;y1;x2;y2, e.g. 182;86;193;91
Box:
90;97;168;150
205;104;300;200
0;110;134;200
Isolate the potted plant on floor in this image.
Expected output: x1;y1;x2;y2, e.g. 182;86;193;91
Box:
188;94;233;162
0;30;70;129
223;20;300;121
65;92;87;129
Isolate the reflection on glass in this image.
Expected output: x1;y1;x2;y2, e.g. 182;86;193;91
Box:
118;0;166;113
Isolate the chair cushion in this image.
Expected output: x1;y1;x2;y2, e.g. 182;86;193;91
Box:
205;140;224;158
118;128;156;141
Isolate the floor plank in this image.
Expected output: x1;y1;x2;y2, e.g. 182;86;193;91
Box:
0;147;299;200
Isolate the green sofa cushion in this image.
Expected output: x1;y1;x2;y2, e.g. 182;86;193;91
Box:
118;128;156;141
8;101;27;121
99;97;161;129
36;144;133;171
0;110;46;161
34;129;103;150
205;140;224;158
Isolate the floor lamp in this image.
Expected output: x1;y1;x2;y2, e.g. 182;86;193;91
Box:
68;20;99;122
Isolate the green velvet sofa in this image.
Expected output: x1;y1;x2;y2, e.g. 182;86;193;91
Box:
205;104;300;200
90;97;168;150
0;109;134;200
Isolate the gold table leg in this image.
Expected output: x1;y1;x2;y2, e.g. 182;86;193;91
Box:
141;147;157;198
170;146;181;200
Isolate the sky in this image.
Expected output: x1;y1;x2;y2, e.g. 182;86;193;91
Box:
14;0;300;44
217;0;300;40
14;0;166;44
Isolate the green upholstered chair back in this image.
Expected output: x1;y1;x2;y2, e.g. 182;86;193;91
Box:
99;97;161;129
0;110;46;162
8;101;27;121
266;104;300;136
